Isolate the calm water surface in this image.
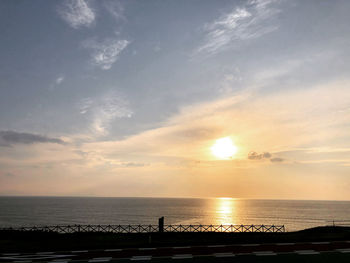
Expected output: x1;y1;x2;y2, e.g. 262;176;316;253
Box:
0;197;350;231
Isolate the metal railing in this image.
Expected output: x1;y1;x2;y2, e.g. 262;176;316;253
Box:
0;224;285;233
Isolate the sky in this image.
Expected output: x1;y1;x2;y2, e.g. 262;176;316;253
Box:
1;0;350;200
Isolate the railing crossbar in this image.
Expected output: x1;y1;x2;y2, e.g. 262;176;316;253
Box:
0;224;285;233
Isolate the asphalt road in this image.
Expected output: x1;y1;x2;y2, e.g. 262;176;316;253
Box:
1;240;350;263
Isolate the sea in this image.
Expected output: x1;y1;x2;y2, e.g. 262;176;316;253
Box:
0;197;350;232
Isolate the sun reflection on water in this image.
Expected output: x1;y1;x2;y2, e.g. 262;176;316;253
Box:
216;197;236;225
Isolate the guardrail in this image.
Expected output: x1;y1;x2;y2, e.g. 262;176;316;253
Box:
0;224;285;233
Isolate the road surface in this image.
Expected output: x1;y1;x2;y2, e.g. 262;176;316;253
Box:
1;240;350;262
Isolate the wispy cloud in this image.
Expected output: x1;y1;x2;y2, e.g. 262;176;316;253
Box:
104;0;125;21
49;75;65;91
0;131;65;147
81;79;350;168
83;38;130;70
79;91;133;136
248;151;285;163
55;75;65;85
270;157;284;162
248;151;271;160
58;0;95;29
195;0;280;56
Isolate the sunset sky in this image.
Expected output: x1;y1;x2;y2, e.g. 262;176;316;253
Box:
1;0;350;200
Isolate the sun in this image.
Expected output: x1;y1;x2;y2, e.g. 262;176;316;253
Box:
211;137;238;159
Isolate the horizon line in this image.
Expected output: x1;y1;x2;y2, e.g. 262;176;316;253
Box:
0;195;350;202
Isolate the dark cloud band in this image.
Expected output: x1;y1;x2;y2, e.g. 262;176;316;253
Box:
0;131;65;146
248;151;271;160
248;151;284;163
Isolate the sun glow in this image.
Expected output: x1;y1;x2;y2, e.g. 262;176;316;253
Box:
211;137;237;159
216;197;236;225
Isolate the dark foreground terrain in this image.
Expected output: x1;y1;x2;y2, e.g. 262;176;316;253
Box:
1;227;350;262
0;226;350;252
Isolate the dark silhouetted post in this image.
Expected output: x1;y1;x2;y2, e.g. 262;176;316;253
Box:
158;217;164;233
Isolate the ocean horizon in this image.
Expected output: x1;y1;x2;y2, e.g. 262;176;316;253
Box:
1;196;350;232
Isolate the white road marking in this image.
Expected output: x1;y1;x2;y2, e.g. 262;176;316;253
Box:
236;253;253;256
213;252;235;257
311;242;330;244
139;248;156;250
254;251;277;256
36;252;55;255
207;245;226;248
336;248;350;253
173;246;191;249
71;250;88;253
276;243;295;246
131;256;152;261
88;257;112;262
172;254;193;259
14;261;32;263
1;255;72;260
241;244;260;247
295;250;320;255
104;249;122;252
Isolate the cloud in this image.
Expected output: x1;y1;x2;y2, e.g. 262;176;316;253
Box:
79;80;350;170
55;76;65;85
79;91;133;136
195;0;280;56
49;75;65;91
2;81;350;198
58;0;95;29
83;38;130;70
248;151;284;162
122;162;148;168
0;131;65;147
248;151;271;160
270;157;284;162
104;0;125;21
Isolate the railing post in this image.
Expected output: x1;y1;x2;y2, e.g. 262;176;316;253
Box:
158;217;164;233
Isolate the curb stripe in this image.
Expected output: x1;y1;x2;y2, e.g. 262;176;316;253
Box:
254;251;277;256
299;252;320;255
213;253;235;257
207;245;226;248
336;249;350;253
172;254;193;259
131;256;152;261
